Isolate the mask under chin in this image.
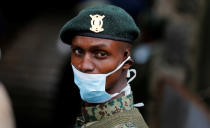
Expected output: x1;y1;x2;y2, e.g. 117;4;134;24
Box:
81;91;111;103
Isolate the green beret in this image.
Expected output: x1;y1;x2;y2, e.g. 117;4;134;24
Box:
60;4;140;44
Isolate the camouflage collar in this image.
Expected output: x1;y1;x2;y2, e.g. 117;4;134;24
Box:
81;93;134;122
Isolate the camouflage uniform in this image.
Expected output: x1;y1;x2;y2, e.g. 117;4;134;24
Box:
74;94;148;128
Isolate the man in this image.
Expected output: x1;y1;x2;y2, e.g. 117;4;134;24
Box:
59;4;148;128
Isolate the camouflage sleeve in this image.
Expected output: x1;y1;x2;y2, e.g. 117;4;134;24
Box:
114;122;137;128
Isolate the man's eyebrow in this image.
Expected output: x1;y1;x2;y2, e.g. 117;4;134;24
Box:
89;44;109;49
71;45;80;48
71;43;109;50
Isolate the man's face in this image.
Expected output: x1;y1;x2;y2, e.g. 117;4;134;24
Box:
71;36;130;90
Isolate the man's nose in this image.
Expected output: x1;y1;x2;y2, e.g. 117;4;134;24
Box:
78;55;95;73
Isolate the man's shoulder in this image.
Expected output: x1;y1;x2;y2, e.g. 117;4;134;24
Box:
83;108;148;128
113;122;137;128
84;121;142;128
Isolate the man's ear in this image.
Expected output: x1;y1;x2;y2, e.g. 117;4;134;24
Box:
122;48;134;69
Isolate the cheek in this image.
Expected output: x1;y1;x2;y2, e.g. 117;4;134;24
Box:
93;60;114;73
94;57;122;73
105;70;122;89
71;55;80;67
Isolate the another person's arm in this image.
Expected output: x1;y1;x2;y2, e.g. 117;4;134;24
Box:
0;83;15;128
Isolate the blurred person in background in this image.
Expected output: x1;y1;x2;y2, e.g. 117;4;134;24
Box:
59;4;148;128
0;82;16;128
0;49;16;128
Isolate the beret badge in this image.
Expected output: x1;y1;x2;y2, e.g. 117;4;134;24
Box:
89;14;105;33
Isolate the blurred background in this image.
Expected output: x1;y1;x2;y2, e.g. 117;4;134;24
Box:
0;0;210;128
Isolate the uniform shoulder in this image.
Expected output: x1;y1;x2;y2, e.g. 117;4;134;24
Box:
113;122;137;128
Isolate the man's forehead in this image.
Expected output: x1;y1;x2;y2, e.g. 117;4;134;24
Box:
72;36;127;48
71;36;131;50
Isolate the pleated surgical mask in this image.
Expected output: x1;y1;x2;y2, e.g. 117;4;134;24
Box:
72;56;136;103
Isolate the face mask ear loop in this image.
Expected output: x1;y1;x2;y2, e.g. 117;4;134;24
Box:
127;69;136;86
106;56;131;76
127;69;144;107
110;85;131;98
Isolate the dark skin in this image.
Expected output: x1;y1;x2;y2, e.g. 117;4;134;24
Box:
71;36;133;106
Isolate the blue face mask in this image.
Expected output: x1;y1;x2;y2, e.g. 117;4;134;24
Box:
72;56;136;103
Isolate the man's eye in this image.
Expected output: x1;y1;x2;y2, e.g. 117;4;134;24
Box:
73;48;83;55
95;51;108;58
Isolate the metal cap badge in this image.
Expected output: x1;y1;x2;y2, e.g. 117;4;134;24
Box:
89;14;105;33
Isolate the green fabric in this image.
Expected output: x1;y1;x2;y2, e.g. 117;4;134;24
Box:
85;108;148;128
82;94;134;122
60;4;140;44
74;94;148;128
